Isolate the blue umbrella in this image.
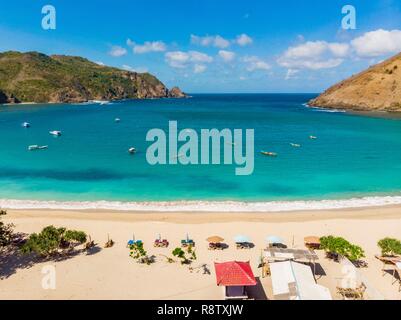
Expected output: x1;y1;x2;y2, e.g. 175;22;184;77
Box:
234;235;251;243
266;235;284;244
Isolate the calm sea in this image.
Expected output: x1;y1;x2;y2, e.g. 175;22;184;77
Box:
1;94;401;211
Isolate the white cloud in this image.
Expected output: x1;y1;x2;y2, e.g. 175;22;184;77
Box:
235;34;253;46
165;50;213;68
127;39;167;54
277;41;349;70
243;56;271;71
189;51;213;63
165;51;190;68
95;61;105;66
108;46;127;57
191;34;230;48
218;50;236;62
351;29;401;57
122;65;148;73
194;64;207;73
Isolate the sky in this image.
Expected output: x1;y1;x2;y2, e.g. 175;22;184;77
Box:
0;0;401;93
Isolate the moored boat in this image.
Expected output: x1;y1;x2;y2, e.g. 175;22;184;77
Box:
260;151;277;157
49;130;62;136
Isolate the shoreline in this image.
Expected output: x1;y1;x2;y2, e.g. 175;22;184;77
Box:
2;195;401;213
5;203;401;224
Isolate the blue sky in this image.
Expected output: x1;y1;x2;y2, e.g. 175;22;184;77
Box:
1;0;401;93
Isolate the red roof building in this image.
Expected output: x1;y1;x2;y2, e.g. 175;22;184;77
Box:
214;261;257;287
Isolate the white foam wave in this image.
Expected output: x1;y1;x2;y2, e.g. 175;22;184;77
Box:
303;103;346;113
1;196;401;212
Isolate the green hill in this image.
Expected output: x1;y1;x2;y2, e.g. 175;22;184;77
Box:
0;51;185;104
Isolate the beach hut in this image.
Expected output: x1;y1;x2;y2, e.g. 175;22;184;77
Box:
270;260;332;300
214;261;257;300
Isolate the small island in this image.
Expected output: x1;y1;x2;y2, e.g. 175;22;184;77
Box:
309;52;401;112
0;51;186;104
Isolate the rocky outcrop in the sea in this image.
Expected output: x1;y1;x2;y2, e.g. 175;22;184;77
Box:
168;86;187;98
309;52;401;112
0;51;186;104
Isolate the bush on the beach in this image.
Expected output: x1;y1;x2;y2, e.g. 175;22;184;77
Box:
21;225;87;257
378;238;401;256
172;245;197;265
320;236;365;262
0;210;14;247
129;242;154;265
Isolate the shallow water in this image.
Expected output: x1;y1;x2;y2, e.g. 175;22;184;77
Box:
1;94;401;210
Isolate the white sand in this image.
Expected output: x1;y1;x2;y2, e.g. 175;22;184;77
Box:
1;206;400;300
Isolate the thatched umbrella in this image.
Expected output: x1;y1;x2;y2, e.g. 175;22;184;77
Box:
207;236;224;243
304;236;321;244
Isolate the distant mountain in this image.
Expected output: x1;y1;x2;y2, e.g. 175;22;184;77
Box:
309;52;401;112
0;51;186;104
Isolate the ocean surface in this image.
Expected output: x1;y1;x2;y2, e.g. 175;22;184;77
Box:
1;94;401;211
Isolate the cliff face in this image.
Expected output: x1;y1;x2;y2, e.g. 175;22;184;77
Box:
309;52;401;112
0;51;186;104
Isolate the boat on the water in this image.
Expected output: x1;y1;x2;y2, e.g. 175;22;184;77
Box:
260;151;277;157
115;118;121;123
22;122;31;128
128;147;136;154
28;145;48;151
49;130;62;136
309;135;317;140
290;143;301;147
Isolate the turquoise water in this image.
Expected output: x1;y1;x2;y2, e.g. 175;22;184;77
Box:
1;94;401;207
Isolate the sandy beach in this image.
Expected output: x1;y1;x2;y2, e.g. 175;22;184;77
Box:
0;205;400;300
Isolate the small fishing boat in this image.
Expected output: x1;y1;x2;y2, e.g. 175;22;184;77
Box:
115;118;121;123
309;135;317;140
260;151;277;157
290;143;301;147
22;122;31;128
28;145;48;151
128;147;136;154
49;130;62;137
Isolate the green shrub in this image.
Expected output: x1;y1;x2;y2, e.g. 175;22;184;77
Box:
320;236;365;262
172;245;197;265
0;210;14;247
21;225;87;257
378;238;401;256
129;242;154;265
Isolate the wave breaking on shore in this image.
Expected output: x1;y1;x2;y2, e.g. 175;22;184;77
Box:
1;196;401;212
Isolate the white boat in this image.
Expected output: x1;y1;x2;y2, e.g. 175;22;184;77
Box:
28;145;48;151
115;118;121;123
22;122;31;128
309;135;317;140
49;130;62;137
290;143;301;147
128;147;136;154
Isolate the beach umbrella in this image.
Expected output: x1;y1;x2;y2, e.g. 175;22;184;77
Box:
207;236;224;243
304;236;320;244
186;233;190;242
234;235;251;243
266;235;284;244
